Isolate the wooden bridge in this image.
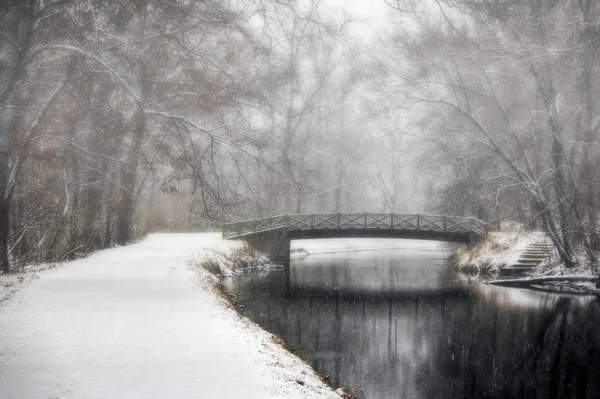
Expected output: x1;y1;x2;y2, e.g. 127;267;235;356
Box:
223;213;486;262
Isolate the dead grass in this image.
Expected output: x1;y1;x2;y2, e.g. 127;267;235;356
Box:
190;243;279;277
451;230;538;279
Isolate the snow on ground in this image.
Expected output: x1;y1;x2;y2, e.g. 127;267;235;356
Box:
452;231;545;276
531;245;599;293
291;237;447;258
450;230;600;293
534;245;596;277
0;233;340;399
0;263;59;305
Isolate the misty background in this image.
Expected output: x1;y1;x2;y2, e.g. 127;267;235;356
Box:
1;0;599;273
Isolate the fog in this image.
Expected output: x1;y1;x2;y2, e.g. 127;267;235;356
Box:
1;0;599;272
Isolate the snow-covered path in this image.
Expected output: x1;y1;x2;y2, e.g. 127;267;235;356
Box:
0;233;338;399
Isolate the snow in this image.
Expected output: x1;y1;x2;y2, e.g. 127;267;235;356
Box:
291;237;447;257
0;263;59;305
0;233;340;399
534;244;595;276
452;231;600;293
531;247;599;292
452;231;545;275
192;245;280;277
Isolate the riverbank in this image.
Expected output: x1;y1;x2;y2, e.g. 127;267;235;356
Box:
0;233;342;399
193;244;356;397
451;231;541;276
452;231;599;293
190;253;349;398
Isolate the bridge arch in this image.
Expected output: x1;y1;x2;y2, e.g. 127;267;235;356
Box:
223;213;486;263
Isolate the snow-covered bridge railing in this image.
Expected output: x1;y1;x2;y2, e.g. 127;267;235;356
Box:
223;213;486;241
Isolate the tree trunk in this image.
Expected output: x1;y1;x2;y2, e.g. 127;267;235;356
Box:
0;150;10;273
550;131;576;267
0;1;35;273
82;160;108;253
115;105;145;245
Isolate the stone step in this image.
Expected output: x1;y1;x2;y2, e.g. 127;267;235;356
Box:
517;261;545;266
497;242;552;279
517;259;543;264
512;263;537;268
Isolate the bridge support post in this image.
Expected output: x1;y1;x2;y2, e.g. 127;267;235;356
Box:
243;228;291;264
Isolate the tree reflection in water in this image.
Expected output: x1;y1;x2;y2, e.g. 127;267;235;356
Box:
223;251;600;398
424;287;600;399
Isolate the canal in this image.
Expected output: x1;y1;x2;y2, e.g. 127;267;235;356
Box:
222;239;600;398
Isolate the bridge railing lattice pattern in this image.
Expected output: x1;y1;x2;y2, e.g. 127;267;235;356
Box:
223;213;486;239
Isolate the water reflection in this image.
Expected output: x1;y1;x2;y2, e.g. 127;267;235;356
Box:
427;285;600;399
291;249;455;296
223;246;600;398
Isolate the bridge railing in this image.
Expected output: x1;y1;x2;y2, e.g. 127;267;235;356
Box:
223;213;487;239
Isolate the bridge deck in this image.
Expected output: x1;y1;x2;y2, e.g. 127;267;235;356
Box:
223;213;486;242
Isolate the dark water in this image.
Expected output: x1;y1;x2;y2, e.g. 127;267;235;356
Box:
222;242;600;399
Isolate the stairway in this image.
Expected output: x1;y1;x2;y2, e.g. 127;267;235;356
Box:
498;240;553;279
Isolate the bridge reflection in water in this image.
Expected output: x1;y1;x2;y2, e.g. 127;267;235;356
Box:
289;243;458;296
222;243;600;399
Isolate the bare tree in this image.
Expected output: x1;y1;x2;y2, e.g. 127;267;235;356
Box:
380;0;600;269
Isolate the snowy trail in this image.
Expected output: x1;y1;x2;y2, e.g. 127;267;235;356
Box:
0;233;338;399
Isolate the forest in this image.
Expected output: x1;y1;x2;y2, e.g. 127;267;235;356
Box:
1;0;599;274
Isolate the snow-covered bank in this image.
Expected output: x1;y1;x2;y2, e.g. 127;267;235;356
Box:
525;245;599;293
453;231;599;293
0;233;341;399
451;231;543;276
192;244;280;277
